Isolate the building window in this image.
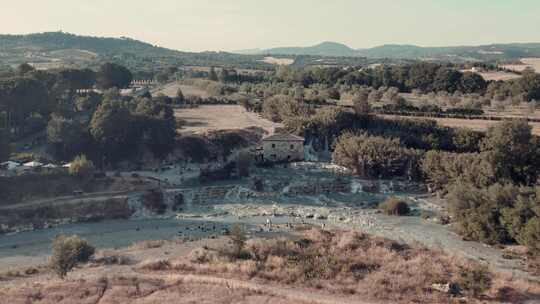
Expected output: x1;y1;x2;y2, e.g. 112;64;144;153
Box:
272;144;276;148
290;144;294;149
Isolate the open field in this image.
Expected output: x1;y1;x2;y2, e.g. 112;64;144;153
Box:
381;114;540;135
522;58;540;71
154;82;212;98
175;105;282;135
261;56;295;65
477;71;522;81
460;69;521;81
501;58;540;73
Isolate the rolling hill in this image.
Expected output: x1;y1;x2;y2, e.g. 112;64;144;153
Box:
260;41;358;57
0;31;272;70
237;41;540;61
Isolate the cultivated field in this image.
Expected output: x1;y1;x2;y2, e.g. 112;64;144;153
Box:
501;57;540;73
175;105;282;135
261;56;295;65
381;114;540;135
154;82;212;98
476;70;522;81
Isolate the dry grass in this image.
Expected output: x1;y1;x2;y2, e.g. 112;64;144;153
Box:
261;57;295;66
522;58;540;72
129;240;168;250
501;58;540;73
160;229;540;303
174;105;281;135
155;83;212;98
477;71;522;81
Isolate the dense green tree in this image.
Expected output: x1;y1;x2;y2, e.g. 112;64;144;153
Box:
460;72;487;94
448;183;540;254
47;115;88;160
332;132;422;179
422;151;494;192
55;68;96;90
0;77;50;132
134;98;176;158
96;63;133;89
481;120;540;185
433;68;462;93
447;183;516;244
89;100;138;162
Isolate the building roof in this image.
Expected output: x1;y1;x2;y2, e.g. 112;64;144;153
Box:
262;133;305;142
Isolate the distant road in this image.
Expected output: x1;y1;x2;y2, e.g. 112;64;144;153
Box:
0;190;139;211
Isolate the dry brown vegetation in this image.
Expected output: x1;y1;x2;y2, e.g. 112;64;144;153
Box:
261;57;295;66
501;58;540;73
2;231;539;304
166;229;540;303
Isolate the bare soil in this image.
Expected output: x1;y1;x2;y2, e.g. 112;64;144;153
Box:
175;105;282;135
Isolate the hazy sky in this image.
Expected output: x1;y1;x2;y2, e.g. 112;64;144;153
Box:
2;0;539;52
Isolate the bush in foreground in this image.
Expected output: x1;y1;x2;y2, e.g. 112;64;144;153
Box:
379;197;411;216
68;155;95;179
457;264;493;297
50;235;95;279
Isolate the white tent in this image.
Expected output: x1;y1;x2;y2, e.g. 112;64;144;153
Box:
0;161;20;171
23;161;44;168
43;164;58;169
62;163;72;168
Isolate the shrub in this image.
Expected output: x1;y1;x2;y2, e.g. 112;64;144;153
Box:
50;234;95;279
457;264;492;297
68;155;95;179
229;224;247;258
138;259;171;271
142;189;167;214
379;197;410;216
517;217;540;256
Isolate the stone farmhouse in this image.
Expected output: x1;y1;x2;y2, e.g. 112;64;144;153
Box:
260;133;305;162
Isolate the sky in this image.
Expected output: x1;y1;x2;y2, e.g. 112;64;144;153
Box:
2;0;539;52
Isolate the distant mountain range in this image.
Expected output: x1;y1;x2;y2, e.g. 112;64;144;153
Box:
2;32;540;71
235;41;540;61
0;32;271;70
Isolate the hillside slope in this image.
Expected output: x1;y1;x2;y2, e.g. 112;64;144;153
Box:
0;32;271;70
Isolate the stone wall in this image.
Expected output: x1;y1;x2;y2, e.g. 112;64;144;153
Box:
263;141;304;162
284;178;351;196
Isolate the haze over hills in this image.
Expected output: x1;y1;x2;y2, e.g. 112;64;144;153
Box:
0;31;272;70
2;31;540;71
236;41;540;61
